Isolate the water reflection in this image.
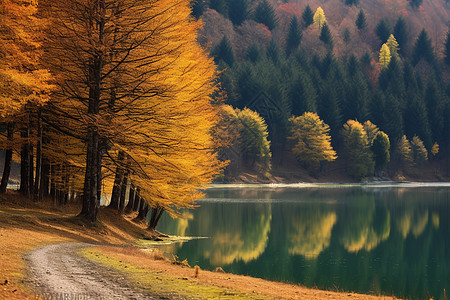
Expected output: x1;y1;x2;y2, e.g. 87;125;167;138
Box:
156;186;450;300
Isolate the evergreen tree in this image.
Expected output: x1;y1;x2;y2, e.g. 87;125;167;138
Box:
371;131;390;173
244;44;261;63
394;17;408;55
375;19;391;44
444;31;450;66
386;34;400;58
191;0;205;19
213;36;235;67
289;70;317;115
313;7;327;31
355;9;367;30
286;16;302;56
319;23;333;47
404;92;432;150
210;0;228;16
254;0;278;30
408;0;423;9
379;43;391;69
345;0;359;6
343;28;351;44
302;5;314;28
424;80;444;143
228;0;249;26
266;39;281;64
412;29;435;66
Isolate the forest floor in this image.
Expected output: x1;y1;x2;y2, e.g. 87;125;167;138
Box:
0;191;401;300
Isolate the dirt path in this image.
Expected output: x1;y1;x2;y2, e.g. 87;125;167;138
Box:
24;242;169;300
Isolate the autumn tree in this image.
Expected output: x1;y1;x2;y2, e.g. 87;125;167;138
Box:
254;0;278;31
363;121;379;145
302;5;314;28
41;0;222;222
0;0;53;194
285;16;302;56
355;9;367;30
379;44;391;69
411;135;428;164
313;7;326;31
386;34;399;58
395;135;414;169
341;120;374;180
288;112;336;173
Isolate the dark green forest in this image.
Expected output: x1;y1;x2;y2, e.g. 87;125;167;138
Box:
192;0;450;181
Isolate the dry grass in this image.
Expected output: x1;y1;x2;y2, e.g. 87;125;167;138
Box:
0;191;150;299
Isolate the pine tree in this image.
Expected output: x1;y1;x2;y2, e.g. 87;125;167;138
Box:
395;135;414;168
394;17;408;55
286;16;302;56
379;43;391;69
210;0;228;15
343;28;351;44
341;120;374;180
386;34;400;58
345;0;359;6
254;0;278;30
412;29;435;66
375;19;391;44
289;70;317;115
302;5;314;28
228;0;249;26
191;0;205;19
213;36;235;67
355;9;367;30
245;44;261;63
266;39;281;64
288;112;337;173
409;0;423;9
411;135;428;164
371;131;390;173
319;23;333;47
313;7;327;31
444;31;450;66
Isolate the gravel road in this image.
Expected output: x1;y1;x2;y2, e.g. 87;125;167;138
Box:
25;242;168;300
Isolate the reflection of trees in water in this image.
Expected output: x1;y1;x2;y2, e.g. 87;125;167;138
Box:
396;209;429;238
205;210;271;264
337;193;391;253
287;210;337;259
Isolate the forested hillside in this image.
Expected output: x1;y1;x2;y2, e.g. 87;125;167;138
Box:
194;0;450;181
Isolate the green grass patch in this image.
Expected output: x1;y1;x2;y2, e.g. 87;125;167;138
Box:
80;247;270;299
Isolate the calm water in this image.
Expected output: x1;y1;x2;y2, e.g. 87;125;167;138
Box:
156;183;450;300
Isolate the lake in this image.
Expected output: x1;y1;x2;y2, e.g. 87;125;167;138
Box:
156;183;450;300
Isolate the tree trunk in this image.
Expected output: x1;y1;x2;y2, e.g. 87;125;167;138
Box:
125;183;135;212
0;123;14;193
20;126;30;196
109;151;124;209
148;206;164;230
132;187;140;211
40;158;50;200
28;124;34;197
137;198;148;220
33;111;42;201
118;171;128;212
